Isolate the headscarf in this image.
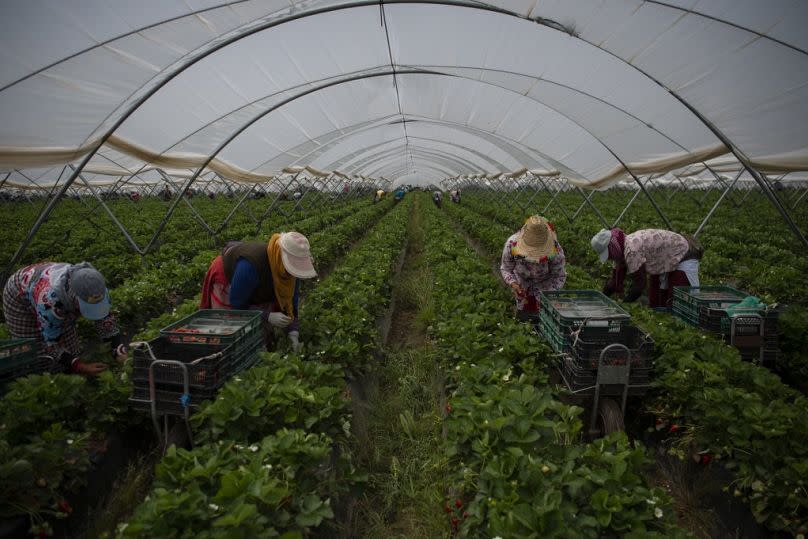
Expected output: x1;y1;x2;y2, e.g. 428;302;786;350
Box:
267;234;297;319
607;228;626;261
608;229;627;293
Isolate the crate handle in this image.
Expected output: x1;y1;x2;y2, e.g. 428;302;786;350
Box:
189;352;223;365
131;341;156;361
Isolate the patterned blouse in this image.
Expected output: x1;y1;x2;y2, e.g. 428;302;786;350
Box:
624;229;689;275
500;233;567;310
12;263;120;357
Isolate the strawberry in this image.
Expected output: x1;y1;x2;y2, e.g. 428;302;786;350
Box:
443;501;452;513
445;404;452;414
455;499;462;509
668;423;679;434
58;500;73;515
700;453;713;465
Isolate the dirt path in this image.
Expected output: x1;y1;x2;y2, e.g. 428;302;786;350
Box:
348;197;447;539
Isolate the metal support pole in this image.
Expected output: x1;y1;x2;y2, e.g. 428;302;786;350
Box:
791;187;808;209
157;169;217;237
572;186;609;228
694;169;744;237
73;167;145;254
254;173;301;232
612;188;642;228
629;171;673;230
215;184;255;233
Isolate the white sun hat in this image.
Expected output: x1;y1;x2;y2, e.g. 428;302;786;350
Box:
279;232;317;279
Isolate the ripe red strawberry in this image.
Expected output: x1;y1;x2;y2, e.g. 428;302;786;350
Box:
668;423;679;434
451;517;459;525
455;499;462;509
443;501;452;513
445;404;453;414
701;453;713;465
58;500;73;515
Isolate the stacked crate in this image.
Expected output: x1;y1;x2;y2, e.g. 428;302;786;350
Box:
539;290;654;394
672;286;780;363
0;339;53;393
129;310;263;415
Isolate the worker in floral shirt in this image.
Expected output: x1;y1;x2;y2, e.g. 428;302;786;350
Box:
590;228;703;308
2;262;127;375
500;215;567;320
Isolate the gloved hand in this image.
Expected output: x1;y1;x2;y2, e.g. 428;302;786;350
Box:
288;331;301;353
113;344;128;364
267;312;292;329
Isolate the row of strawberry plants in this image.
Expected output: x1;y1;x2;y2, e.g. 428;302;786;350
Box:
0;199;389;536
423;195;684;537
446;199;808;535
461;191;808;385
117;197;411;537
108;198;376;329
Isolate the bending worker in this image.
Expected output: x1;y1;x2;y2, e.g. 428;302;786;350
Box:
2;262;127;375
590;227;703;308
432;190;442;208
200;232;317;352
500;216;566;320
374;189;385;203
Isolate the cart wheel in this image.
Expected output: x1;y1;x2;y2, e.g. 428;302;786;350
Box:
596;398;625;437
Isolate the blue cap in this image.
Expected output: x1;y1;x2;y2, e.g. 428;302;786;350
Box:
71;265;111;320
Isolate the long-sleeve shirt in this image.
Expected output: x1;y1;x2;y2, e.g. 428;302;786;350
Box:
229;258;300;331
624;229;689;275
4;263;121;367
500;233;566;310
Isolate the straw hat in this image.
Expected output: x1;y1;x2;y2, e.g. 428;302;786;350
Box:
515;216;556;262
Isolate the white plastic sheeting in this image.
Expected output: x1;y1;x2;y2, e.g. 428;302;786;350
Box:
1;0;807;187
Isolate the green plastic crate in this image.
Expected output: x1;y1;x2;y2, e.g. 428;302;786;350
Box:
538;291;633;353
160;309;263;347
0;338;38;374
540;290;631;330
672;285;747;327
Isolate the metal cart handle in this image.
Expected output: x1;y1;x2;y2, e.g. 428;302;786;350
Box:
130;340;223;364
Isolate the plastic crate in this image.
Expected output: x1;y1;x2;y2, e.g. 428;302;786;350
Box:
672;285;747;327
556;354;651;396
570;325;655;369
0;339;55;392
540;290;631;331
160;309;263;347
1;338;37;366
538;291;633;353
129;334;262;415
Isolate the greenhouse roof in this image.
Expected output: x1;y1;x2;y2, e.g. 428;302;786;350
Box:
1;0;807;188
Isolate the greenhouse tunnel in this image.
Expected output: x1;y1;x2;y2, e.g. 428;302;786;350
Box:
1;0;808;272
0;0;808;539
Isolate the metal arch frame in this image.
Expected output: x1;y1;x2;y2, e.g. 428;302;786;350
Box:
362;150;477;178
5;63;681;272
340;143;487;176
321;131;513;173
5;0;807;278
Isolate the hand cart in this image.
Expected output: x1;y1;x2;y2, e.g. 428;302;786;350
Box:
128;309;263;451
537;290;653;439
128;340;226;450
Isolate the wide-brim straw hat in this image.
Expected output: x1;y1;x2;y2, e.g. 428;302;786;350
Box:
515;216;556;262
279;231;317;279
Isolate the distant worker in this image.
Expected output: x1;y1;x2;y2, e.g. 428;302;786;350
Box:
501;216;566;321
450;190;461;203
394;188;405;203
374;189;385;203
591;228;703;309
432;190;442;208
200;232;317;352
2;262;127;375
129;191;141;202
